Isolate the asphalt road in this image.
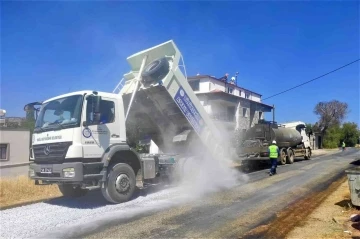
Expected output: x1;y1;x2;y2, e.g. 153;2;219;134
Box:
1;148;359;239
82;149;360;239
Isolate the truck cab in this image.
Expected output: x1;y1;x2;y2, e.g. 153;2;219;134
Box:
30;91;125;162
28;91;148;202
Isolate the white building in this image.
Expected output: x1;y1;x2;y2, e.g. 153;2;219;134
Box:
0;109;6;126
0;129;31;177
187;75;274;136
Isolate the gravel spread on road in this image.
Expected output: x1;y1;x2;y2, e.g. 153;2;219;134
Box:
0;149;357;239
1;186;180;238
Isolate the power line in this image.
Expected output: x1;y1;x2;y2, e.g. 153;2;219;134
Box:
262;59;360;101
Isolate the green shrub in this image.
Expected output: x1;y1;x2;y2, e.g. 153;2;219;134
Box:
323;125;342;148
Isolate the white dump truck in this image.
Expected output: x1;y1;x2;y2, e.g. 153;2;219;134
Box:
25;40;229;204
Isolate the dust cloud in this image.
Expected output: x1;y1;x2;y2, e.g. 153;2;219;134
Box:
173;130;249;200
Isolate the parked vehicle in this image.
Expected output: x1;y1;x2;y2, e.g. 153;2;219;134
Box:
239;121;312;170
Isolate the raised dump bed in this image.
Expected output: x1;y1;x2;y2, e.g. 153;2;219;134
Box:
120;40;229;159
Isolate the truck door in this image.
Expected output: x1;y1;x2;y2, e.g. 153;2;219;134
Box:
82;96;122;158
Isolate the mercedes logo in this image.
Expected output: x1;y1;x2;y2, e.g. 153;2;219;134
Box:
44;145;51;156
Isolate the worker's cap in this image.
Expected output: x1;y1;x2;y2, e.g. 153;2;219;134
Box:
272;140;277;144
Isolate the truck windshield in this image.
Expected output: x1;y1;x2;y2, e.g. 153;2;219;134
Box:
35;95;83;132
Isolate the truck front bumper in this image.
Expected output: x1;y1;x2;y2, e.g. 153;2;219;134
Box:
29;162;84;182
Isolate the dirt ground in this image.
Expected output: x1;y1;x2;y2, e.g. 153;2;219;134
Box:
0;176;61;209
311;148;342;156
286;178;360;239
241;174;360;239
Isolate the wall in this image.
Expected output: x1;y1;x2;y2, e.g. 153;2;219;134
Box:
0;129;30;167
199;95;262;132
236;100;250;130
190;77;262;103
189;77;265;136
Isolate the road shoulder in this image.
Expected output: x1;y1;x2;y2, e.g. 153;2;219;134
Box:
286;177;360;239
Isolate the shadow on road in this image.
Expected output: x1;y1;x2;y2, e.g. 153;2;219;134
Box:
350;159;360;166
236;148;360;174
44;182;171;209
335;199;352;209
234;157;315;174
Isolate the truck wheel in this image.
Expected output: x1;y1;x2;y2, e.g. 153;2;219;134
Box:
241;163;253;173
279;148;287;165
304;148;312;160
286;148;294;164
58;184;88;198
101;163;136;204
141;57;170;84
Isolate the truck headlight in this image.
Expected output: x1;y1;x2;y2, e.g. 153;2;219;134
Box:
29;169;35;177
63;168;75;178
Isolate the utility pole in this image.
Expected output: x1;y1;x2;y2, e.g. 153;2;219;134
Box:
272;104;275;123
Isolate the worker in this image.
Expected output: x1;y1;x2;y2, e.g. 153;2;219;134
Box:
342;141;346;151
268;140;280;176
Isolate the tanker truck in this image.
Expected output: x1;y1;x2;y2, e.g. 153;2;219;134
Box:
25;40;230;204
239;121;312;170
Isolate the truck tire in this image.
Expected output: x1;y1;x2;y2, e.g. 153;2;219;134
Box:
279;148;287;165
101;163;136;204
286;148;294;164
58;184;88;198
304;148;312;160
141;57;170;85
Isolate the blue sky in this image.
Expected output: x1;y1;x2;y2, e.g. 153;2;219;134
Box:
1;1;359;125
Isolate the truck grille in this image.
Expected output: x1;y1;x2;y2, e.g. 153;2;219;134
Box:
33;142;72;164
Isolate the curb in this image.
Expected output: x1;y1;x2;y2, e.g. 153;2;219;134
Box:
0;196;61;211
0;162;30;169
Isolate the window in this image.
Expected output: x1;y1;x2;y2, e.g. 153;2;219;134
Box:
189;80;200;91
86;99;115;125
239;90;242;96
35;95;83;131
245;92;250;99
227;106;236;122
243;108;248;117
259;112;263;119
0;144;8;160
227;87;234;94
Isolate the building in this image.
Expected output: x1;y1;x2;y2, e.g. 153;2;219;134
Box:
0;109;5;126
0;129;31;177
310;132;323;149
187;74;274;137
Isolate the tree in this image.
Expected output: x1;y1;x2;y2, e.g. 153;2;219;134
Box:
22;119;36;134
314;100;348;134
305;123;313;137
26;110;35;121
322;125;342;148
341;122;360;147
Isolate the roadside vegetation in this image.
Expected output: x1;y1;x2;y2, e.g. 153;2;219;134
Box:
306;100;360;149
0;112;61;209
0;176;61;209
